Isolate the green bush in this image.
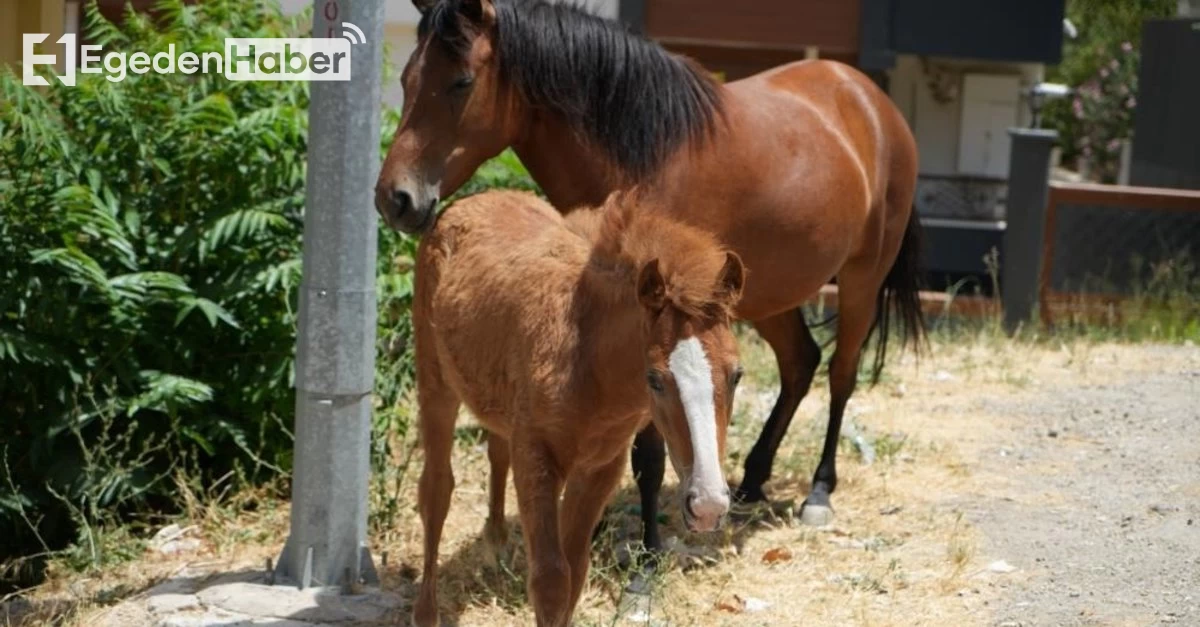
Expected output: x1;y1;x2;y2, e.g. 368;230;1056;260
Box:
0;0;313;583
0;0;537;586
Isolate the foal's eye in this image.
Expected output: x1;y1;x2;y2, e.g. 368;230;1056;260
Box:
646;371;665;393
731;366;744;387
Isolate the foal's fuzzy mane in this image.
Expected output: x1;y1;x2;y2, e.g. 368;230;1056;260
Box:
569;194;738;322
418;0;724;181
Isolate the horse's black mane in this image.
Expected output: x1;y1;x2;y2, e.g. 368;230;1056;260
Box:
418;0;724;180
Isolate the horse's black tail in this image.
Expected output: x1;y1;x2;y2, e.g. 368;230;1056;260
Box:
866;208;928;386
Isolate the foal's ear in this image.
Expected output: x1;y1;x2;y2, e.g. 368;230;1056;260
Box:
637;259;667;312
412;0;437;15
716;252;745;305
459;0;497;27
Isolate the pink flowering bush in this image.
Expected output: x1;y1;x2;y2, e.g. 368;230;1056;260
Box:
1068;42;1140;182
1044;0;1174;177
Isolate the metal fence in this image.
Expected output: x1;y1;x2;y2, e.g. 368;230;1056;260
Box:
914;174;1008;221
1038;182;1200;326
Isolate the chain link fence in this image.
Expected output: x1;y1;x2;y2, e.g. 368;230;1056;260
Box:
1046;203;1200;296
1037;183;1200;329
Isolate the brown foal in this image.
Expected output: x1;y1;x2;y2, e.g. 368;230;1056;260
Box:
411;189;745;626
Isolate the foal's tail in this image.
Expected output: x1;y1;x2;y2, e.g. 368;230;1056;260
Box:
866;207;928;385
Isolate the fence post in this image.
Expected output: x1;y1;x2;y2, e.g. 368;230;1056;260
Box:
274;0;384;590
1002;128;1058;333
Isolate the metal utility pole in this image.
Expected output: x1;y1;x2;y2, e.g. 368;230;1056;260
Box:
274;0;384;590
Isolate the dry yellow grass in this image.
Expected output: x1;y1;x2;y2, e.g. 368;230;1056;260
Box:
14;331;1196;627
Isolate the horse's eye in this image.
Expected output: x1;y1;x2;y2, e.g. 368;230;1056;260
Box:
731;366;744;387
646;371;664;393
450;74;475;92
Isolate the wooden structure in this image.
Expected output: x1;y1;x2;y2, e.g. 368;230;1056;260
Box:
620;0;1065;82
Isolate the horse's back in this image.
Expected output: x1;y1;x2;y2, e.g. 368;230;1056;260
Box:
656;59;917;318
728;58;914;163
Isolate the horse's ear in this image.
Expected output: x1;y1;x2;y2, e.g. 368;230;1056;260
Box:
716;252;745;305
459;0;497;27
412;0;437;15
637;258;666;312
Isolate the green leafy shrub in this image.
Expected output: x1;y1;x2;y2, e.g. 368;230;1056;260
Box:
0;0;312;583
0;0;538;587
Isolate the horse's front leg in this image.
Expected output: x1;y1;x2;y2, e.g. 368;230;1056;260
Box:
511;436;570;627
560;453;628;613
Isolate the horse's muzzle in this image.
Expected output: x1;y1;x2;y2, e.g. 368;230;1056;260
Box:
375;185;437;234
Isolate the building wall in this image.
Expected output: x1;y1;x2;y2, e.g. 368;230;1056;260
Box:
0;0;67;74
887;54;1043;178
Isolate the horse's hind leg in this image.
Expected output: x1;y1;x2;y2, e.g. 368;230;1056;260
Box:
484;431;511;553
413;386;461;627
798;263;881;526
735;308;822;504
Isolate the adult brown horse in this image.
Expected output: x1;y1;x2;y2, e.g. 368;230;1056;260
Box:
413;189;744;626
377;0;925;569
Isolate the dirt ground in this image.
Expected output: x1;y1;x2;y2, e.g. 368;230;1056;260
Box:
11;334;1200;627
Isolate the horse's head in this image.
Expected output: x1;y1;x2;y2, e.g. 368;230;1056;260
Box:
636;251;745;532
376;0;520;234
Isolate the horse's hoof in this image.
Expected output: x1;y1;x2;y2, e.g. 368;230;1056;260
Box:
733;485;768;504
797;501;834;526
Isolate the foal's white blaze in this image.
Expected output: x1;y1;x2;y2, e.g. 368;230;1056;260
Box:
668;336;729;529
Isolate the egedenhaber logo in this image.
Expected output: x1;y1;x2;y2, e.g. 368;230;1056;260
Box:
22;22;367;86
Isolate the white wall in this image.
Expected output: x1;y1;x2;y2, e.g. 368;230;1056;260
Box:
887;54;1044;179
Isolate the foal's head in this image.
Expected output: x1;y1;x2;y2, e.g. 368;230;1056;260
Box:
629;224;745;533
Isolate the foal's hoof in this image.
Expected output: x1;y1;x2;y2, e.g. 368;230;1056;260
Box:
483;518;508;549
412;597;439;627
797;501;834;527
481;519;510;568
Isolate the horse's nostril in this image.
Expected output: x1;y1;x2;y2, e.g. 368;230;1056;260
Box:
390;188;414;216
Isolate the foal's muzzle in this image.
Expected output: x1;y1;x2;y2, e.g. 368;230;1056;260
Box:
683;485;731;532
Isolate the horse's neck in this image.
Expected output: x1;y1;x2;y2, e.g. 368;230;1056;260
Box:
513;115;628;211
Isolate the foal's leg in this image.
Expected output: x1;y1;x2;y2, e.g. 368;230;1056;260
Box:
560;454;628;615
799;266;880;526
413;389;461;627
512;438;570;627
735;308;822;504
484;431;511;552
